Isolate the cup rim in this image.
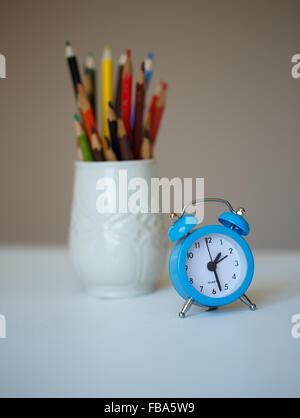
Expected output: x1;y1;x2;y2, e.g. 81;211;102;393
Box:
74;158;156;167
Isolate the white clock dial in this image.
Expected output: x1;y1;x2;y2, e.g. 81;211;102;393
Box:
185;233;247;298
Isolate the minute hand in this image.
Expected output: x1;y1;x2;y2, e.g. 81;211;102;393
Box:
213;269;222;292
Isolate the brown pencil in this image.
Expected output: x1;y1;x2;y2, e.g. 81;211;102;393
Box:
117;112;133;160
132;62;146;159
90;126;105;161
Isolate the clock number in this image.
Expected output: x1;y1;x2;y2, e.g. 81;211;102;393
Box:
207;237;212;244
195;242;200;249
225;283;229;290
200;286;203;292
220;239;223;245
234;260;239;266
187;252;194;259
185;265;188;271
189;278;194;284
212;289;216;295
229;248;233;254
232;273;236;280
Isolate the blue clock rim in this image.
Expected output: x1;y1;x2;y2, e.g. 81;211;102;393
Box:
177;224;254;307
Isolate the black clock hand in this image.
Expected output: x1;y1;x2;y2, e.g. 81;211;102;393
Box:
205;238;213;261
215;255;228;264
213;252;222;264
205;245;222;292
214;269;222;292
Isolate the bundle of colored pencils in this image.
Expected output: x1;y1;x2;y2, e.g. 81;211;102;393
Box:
65;42;167;162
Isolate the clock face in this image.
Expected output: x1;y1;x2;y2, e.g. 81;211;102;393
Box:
185;233;247;298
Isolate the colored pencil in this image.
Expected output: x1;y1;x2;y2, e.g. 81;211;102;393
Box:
144;53;154;89
65;41;82;96
114;52;126;113
140;117;153;159
77;83;104;161
74;114;94;161
145;81;163;128
117;111;133;160
149;82;168;144
121;49;133;137
65;41;167;162
101;45;113;142
103;136;118;161
107;102;121;160
132;62;146;159
84;52;97;120
130;53;154;133
90;126;105;161
76;139;84;161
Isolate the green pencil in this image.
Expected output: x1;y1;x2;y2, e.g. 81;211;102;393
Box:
74;114;94;161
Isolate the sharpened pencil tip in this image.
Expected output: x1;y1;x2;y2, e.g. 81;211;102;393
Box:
65;41;74;58
91;125;95;134
108;101;114;109
141;62;145;71
147;53;154;60
126;49;131;57
118;52;127;65
74;114;80;121
102;45;112;60
104;137;111;149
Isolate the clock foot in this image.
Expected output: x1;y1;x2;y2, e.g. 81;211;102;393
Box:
240;294;256;311
178;297;193;318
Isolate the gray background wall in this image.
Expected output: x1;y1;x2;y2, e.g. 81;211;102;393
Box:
0;0;299;249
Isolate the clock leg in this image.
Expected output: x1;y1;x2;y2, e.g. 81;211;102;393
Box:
178;297;193;318
240;294;256;311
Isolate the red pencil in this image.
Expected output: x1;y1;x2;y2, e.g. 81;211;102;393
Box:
149;82;167;144
121;49;133;137
145;81;163;126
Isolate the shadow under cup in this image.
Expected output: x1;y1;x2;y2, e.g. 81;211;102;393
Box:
69;159;168;298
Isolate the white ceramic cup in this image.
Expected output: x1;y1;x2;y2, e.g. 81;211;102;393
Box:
69;159;168;298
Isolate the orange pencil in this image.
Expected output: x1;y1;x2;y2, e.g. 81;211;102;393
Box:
77;83;104;161
121;49;133;137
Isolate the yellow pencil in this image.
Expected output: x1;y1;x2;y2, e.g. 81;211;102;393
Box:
101;45;113;144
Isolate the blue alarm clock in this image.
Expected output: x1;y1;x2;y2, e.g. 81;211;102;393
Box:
168;198;256;318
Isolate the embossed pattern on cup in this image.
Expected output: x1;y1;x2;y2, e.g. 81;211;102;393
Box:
69;159;168;298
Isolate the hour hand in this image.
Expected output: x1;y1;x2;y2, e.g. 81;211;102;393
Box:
213;252;222;264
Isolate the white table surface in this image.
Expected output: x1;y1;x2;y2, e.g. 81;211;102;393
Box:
0;245;299;398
